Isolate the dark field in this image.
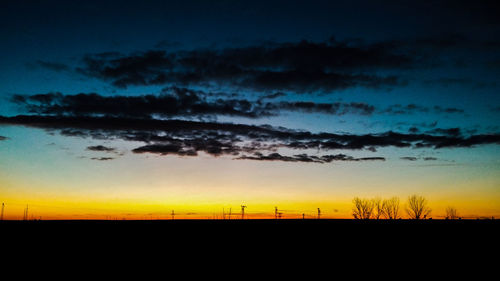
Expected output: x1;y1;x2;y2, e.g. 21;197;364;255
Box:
2;219;498;243
2;219;498;265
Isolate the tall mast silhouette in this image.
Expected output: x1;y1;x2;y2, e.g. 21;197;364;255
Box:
317;208;321;219
241;205;246;219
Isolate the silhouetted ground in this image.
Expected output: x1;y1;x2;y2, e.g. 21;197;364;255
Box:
1;219;498;266
2;219;498;242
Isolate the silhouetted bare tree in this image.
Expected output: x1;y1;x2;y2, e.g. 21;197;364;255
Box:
380;197;400;219
352;197;375;219
406;195;431;219
373;197;382;219
445;206;459;219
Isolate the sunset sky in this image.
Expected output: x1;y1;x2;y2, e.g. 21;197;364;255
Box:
1;0;499;220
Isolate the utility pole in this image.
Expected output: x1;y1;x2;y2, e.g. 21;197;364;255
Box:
171;210;175;220
24;205;29;221
274;207;283;219
1;203;4;221
228;208;231;220
317;208;321;219
241;205;247;220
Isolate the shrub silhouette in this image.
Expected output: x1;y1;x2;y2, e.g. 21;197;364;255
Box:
445;206;459;220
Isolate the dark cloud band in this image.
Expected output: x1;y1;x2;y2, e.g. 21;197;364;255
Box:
1;115;499;163
12;90;464;120
74;39;411;92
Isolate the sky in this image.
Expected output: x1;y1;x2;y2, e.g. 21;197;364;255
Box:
0;0;500;220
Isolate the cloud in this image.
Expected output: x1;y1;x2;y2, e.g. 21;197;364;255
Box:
401;156;439;161
258;92;286;101
77;50;174;88
86;145;116;152
400;156;418;161
270;101;375;115
423;157;438;161
132;144;198;156
10;89;271;119
10;90;376;118
131;137;245;157
426;128;462;137
381;104;464;115
408;127;419;133
90;157;115;161
1;115;499;164
75;39;412;92
236;152;385;163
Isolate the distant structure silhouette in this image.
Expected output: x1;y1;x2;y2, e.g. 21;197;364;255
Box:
171;210;175;220
1;203;4;221
241;205;247;220
317;208;321;219
228;208;232;220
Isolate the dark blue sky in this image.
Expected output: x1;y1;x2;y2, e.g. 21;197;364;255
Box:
1;0;500;154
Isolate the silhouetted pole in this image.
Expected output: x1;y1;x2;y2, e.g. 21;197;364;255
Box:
275;206;278;219
171;210;175;220
1;203;4;221
228;208;232;220
302;213;305;219
23;205;29;221
317;208;321;219
241;205;247;220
